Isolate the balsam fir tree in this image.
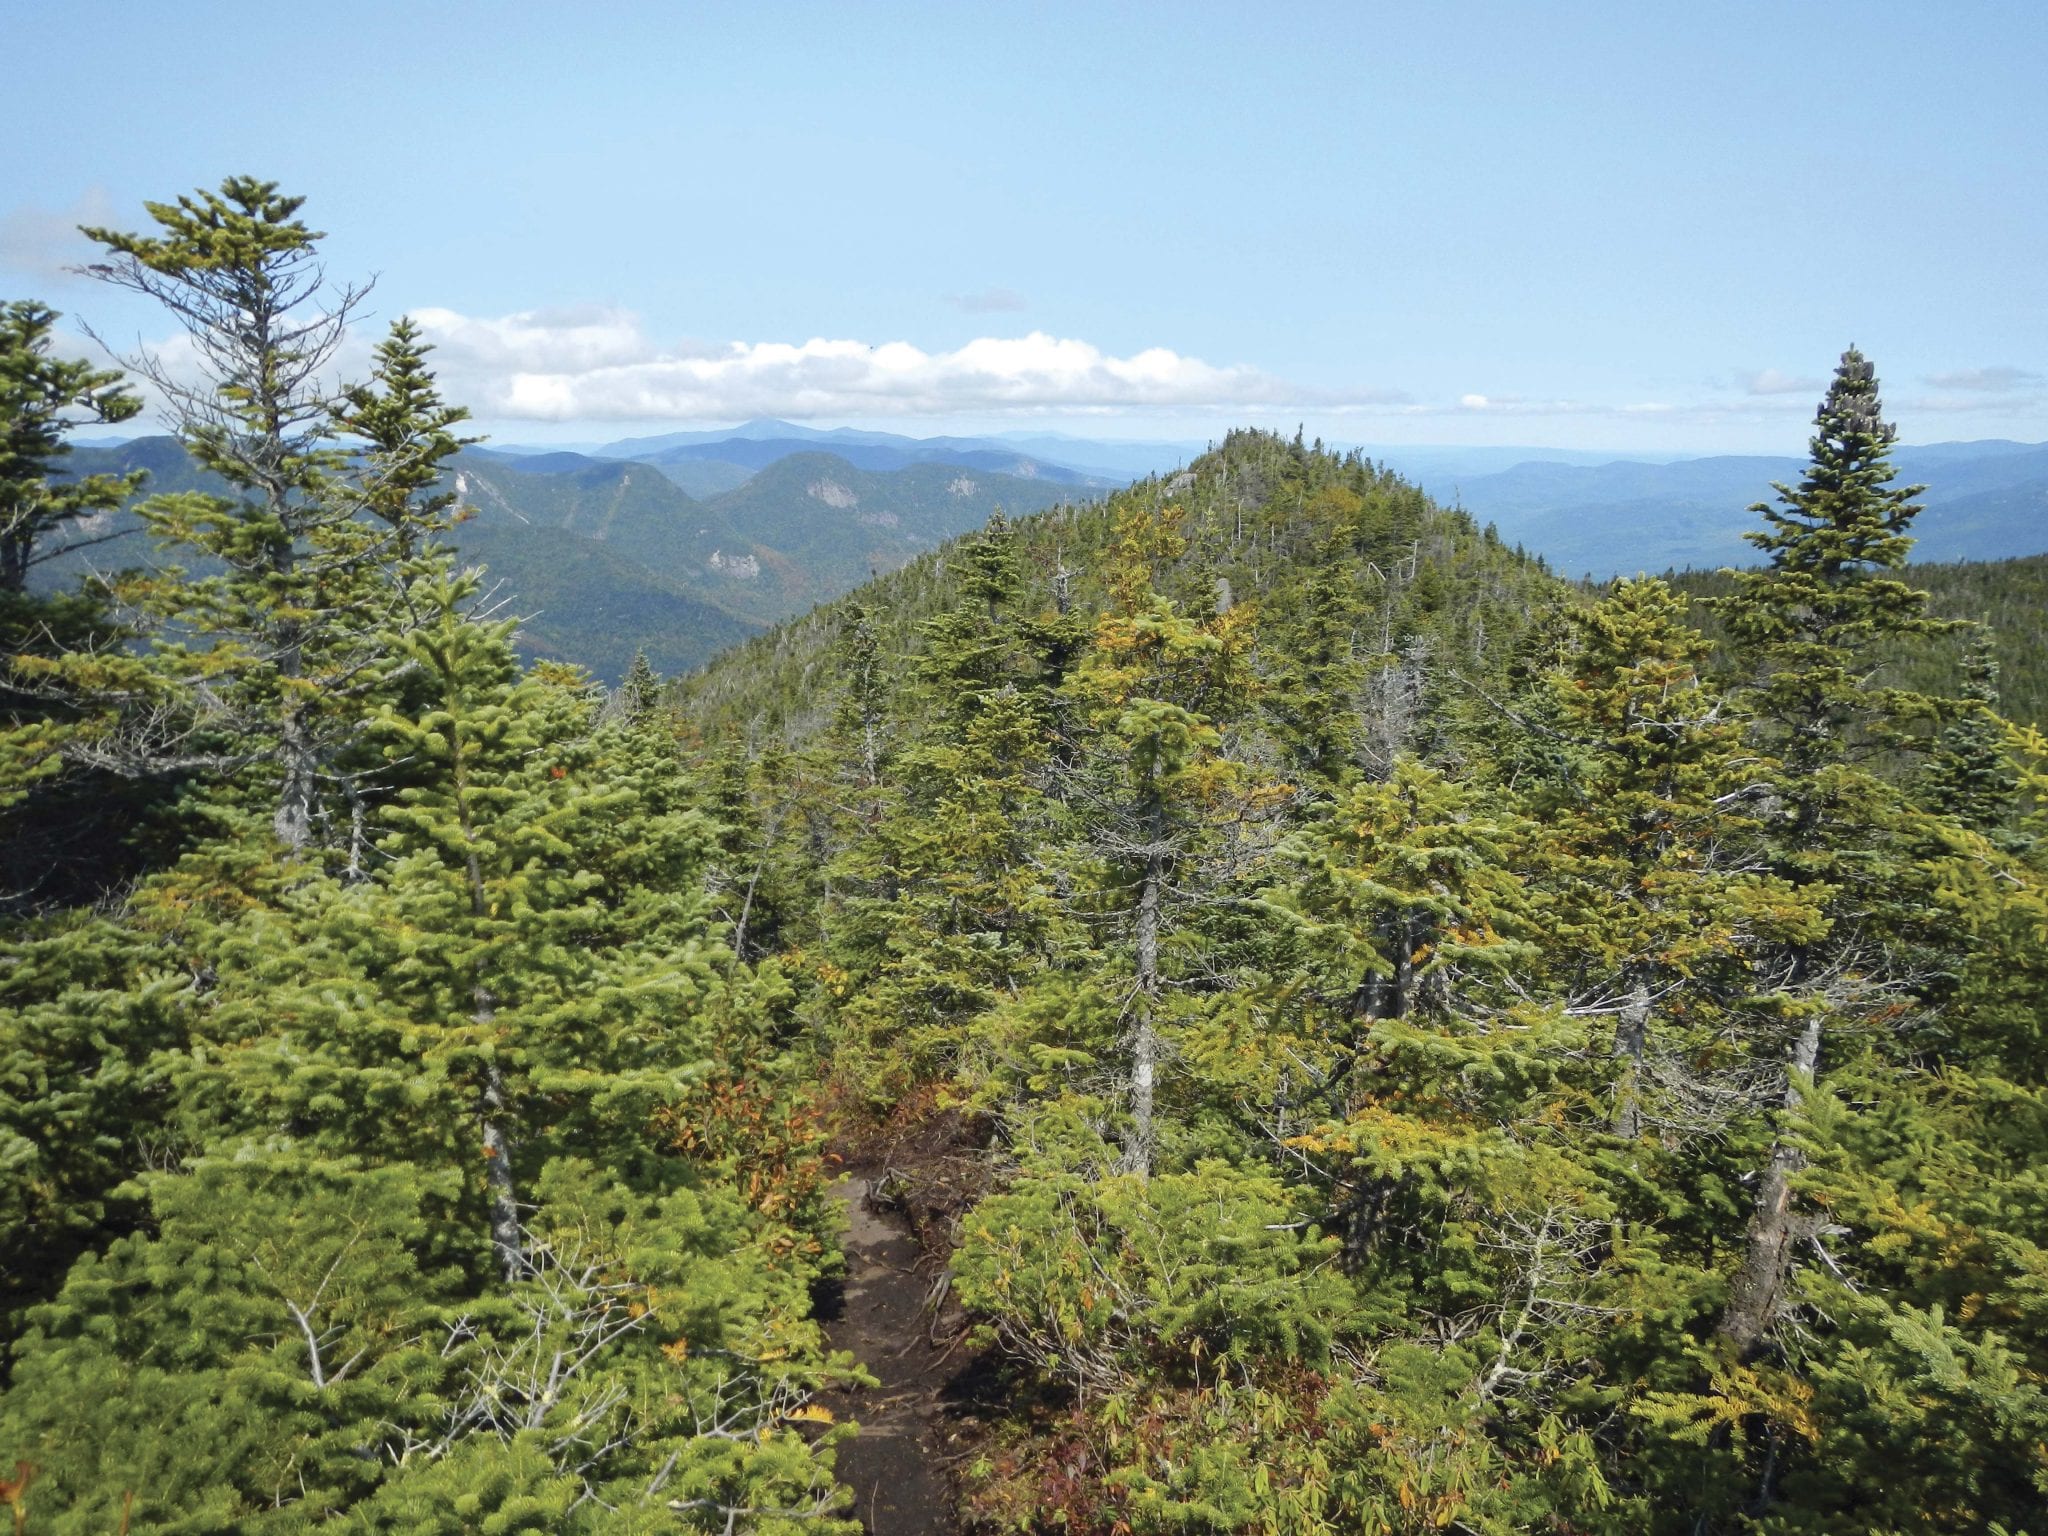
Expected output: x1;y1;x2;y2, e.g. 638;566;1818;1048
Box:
3;585;852;1530
1531;578;1822;1142
345;595;721;1272
1256;483;1376;789
1263;757;1546;1262
1;184;866;1533
0;300;142;596
1059;497;1261;1179
70;180;460;859
826;515;1072;1097
0;301;149;908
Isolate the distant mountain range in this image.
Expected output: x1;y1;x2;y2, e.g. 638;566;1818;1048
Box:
493;422;2048;581
454;428;2048;652
44;426;2048;682
483;421;1670;488
1411;440;2048;577
45;438;1092;683
581;419;1185;485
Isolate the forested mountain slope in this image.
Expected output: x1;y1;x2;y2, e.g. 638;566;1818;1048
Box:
611;432;1116;489
683;428;1555;746
675;384;2048;1533
588;417;1161;485
453;447;1082;626
1671;550;2048;726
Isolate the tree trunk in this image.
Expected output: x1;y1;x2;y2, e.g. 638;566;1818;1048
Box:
273;703;317;851
1125;1012;1158;1184
1611;977;1651;1139
1718;1014;1823;1355
478;1050;524;1283
1120;829;1166;1182
1341;1173;1396;1269
0;530;29;593
265;492;316;852
450;693;523;1282
1391;913;1418;1020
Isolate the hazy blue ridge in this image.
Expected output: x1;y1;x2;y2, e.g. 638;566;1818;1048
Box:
1419;439;2048;576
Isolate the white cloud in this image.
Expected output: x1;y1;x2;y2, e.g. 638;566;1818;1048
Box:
1742;368;1823;396
406;306;1373;421
946;286;1028;314
0;188;117;281
1923;365;2041;393
407;304;659;375
1446;393;1606;417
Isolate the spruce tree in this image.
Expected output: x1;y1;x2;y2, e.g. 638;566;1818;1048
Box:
1918;634;2024;847
1258;484;1375;788
620;648;663;716
1714;345;1958;833
828;516;1069;1097
331;315;476;567
1705;350;1959;1360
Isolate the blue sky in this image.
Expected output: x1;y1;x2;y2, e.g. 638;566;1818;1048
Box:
4;0;2043;453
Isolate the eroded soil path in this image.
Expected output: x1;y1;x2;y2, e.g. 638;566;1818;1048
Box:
817;1170;979;1535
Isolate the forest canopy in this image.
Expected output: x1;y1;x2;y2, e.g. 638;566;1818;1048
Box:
3;182;2046;1535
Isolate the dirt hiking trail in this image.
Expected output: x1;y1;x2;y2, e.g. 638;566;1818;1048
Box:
817;1169;982;1535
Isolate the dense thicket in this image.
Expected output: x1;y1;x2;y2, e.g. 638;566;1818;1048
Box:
681;362;2048;1534
1;181;856;1533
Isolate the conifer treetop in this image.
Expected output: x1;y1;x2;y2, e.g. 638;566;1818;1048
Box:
77;176;366;494
1743;346;1928;581
1715;347;1956;675
0;301;145;592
